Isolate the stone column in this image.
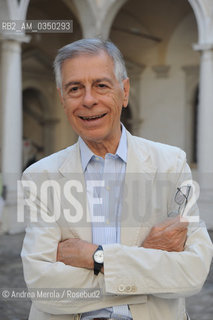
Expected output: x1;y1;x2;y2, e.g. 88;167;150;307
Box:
181;65;199;164
0;34;29;233
194;45;213;229
197;47;213;183
188;0;213;228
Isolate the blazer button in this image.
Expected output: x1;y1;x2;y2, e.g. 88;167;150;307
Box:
118;284;125;292
126;285;132;292
131;285;137;292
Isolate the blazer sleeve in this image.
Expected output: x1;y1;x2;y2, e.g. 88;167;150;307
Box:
103;150;213;299
20;172;105;315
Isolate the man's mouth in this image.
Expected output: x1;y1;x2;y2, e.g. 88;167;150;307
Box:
79;113;107;121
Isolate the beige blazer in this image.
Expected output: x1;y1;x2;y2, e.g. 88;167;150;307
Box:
21;131;213;320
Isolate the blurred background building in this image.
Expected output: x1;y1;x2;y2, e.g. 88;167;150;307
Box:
0;0;213;234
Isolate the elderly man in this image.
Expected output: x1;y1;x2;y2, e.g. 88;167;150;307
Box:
21;39;213;320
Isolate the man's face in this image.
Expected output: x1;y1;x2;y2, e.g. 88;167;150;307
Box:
58;51;129;145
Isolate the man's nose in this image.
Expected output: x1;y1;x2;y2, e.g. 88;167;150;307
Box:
82;88;97;108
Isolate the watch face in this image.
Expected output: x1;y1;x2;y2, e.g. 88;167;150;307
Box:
94;250;104;264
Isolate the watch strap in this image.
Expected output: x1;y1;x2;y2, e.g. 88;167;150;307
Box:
93;245;103;275
94;261;102;275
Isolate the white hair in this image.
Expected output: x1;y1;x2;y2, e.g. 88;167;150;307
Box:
53;38;128;90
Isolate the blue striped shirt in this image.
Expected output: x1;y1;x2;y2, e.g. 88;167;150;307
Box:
79;125;132;320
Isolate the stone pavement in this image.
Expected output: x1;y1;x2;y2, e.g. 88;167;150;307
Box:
0;231;212;320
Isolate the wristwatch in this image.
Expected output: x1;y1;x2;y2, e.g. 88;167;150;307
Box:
93;245;104;275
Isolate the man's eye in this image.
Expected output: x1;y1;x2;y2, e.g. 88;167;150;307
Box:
98;83;107;88
70;86;79;92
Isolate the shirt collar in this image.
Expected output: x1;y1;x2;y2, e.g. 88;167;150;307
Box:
79;123;127;172
79;136;94;172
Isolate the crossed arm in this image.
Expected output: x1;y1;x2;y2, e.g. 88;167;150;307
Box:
21;172;213;314
57;215;189;271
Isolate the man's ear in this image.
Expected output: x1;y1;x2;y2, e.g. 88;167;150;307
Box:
122;78;130;108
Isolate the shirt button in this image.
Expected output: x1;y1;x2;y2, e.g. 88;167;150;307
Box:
106;186;110;191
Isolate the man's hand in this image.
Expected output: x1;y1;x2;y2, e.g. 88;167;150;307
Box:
142;215;188;252
57;238;98;269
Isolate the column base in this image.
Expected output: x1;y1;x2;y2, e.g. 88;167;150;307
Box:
0;202;26;234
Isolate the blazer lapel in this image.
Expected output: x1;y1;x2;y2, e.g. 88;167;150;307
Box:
58;142;92;242
121;132;157;246
57;132;157;246
59;143;82;174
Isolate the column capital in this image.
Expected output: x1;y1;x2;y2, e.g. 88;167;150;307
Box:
152;65;170;79
125;59;145;77
188;0;213;46
182;64;199;75
0;32;31;44
193;43;213;51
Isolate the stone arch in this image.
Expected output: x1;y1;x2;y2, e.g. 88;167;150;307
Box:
166;12;199;66
24;0;83;47
0;0;10;20
188;0;213;46
71;0;127;39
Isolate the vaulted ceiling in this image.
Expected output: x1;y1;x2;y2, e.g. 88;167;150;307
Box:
23;0;197;67
110;0;197;65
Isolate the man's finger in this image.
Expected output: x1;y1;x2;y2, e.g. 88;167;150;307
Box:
152;215;183;231
167;216;189;231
